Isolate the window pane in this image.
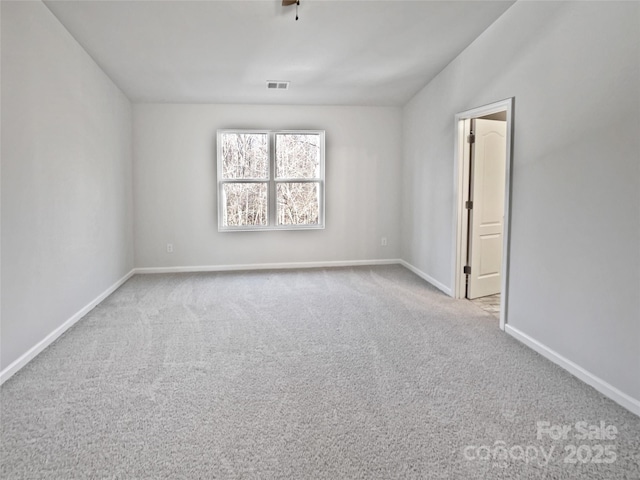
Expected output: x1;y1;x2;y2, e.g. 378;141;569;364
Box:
275;134;320;179
277;182;320;226
223;183;268;227
220;133;269;179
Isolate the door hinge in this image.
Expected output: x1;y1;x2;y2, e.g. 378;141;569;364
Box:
463;266;471;275
465;200;473;210
467;134;475;144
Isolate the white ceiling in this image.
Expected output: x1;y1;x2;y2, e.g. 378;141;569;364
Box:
44;0;514;106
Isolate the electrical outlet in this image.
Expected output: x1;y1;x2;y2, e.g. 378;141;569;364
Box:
381;237;388;247
166;243;174;253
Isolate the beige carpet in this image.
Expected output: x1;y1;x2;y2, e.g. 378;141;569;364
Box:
1;265;639;479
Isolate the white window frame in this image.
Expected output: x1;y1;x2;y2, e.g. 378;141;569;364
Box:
217;129;325;232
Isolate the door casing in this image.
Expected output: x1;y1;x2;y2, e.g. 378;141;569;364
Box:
452;98;514;330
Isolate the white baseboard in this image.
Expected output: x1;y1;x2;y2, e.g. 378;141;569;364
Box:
0;269;136;385
505;325;640;417
134;258;402;274
398;260;452;296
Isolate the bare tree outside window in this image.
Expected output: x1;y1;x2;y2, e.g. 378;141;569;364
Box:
275;134;321;226
221;133;268;180
219;132;269;227
217;130;324;231
222;183;268;226
276;134;320;178
276;182;319;225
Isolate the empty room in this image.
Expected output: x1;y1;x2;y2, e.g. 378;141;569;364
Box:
1;0;639;478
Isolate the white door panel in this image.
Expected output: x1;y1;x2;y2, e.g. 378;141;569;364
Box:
478;234;502;278
468;119;506;299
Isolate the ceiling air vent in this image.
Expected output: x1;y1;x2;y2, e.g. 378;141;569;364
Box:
267;81;290;90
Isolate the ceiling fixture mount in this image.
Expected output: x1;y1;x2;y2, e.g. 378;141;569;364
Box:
282;0;300;21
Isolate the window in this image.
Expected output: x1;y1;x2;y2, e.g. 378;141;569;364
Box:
217;130;325;231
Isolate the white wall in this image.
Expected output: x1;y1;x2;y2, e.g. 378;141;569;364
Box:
402;1;640;403
1;1;134;371
133;104;401;268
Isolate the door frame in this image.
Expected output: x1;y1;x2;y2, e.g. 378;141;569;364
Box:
451;98;514;330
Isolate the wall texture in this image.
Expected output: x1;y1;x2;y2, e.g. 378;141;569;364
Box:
1;1;134;370
402;1;640;402
133;104;402;268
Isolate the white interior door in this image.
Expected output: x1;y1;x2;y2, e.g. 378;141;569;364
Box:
467;118;507;299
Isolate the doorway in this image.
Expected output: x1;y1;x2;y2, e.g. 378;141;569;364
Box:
452;98;514;330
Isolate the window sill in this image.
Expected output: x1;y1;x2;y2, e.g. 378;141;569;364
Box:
218;225;325;233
